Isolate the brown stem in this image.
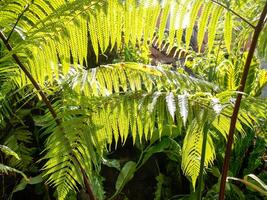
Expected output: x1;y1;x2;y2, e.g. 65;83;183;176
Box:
219;1;267;199
7;4;30;42
0;31;96;200
211;0;256;29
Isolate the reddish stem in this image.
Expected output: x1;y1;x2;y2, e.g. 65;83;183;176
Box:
219;2;267;199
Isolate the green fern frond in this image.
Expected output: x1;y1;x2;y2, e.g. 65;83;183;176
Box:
1;0;252;88
0;145;20;160
39;61;265;198
66;62;215;97
208;5;223;53
178;92;189;126
42;107;102;200
181;121;215;189
185;0;203;50
166;92;176;121
4;128;35;170
197;2;213;52
0;163;28;180
157;1;170;48
224;11;233;54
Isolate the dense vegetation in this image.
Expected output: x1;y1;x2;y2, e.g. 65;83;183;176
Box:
0;0;267;199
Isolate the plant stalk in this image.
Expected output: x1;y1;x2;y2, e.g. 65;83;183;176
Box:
0;31;96;200
219;1;267;199
210;0;256;29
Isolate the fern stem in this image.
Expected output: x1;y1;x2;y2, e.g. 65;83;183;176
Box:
197;124;209;200
0;31;96;200
6;4;30;42
210;0;256;29
219;1;267;199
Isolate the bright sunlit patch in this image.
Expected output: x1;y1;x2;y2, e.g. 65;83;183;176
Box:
172;1;191;29
143;0;158;8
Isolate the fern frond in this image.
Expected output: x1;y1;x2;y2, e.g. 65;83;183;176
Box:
224;11;233;54
0;163;28;180
42;107;103;200
157;1;170;48
185;0;203;50
4;128;35;170
0;145;20;160
1;0;251;88
178;92;189;126
207;5;223;53
197;2;213;52
66;62;215;97
166;92;176;121
181;121;215;189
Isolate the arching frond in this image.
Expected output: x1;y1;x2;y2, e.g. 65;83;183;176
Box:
1;0;262;87
65;62;215;97
1;1;266;198
0;163;28;180
181;121;215;189
38;62;266;197
4;128;35;170
0;145;20;160
41;105;104;200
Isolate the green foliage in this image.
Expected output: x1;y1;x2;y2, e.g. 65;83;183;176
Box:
0;145;28;180
1;0;262;88
0;0;267;199
0;163;28;180
155;173;165;200
37;62;264;197
5;128;35;170
113;161;137;198
182;119;215;189
0;144;20;160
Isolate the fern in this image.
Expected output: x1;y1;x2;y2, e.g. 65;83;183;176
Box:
0;163;28;180
197;2;213;52
178;92;189;126
224;11;233;54
0;0;255;88
166;92;176;121
40;63;263;196
154;173;165;200
208;5;223;53
1;1;266;199
0;145;20;160
0;145;28;180
42;107;103;200
181;120;215;189
4;128;35;170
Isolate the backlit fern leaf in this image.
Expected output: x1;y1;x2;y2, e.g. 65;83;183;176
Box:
166;91;176;121
197;2;213;52
0;163;28;180
157;1;170;48
178;92;189;126
38;62;265;199
42;107;103;200
175;0;190;49
224;11;233;54
0;0;250;88
181;121;215;189
185;0;203;49
208;5;223;53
